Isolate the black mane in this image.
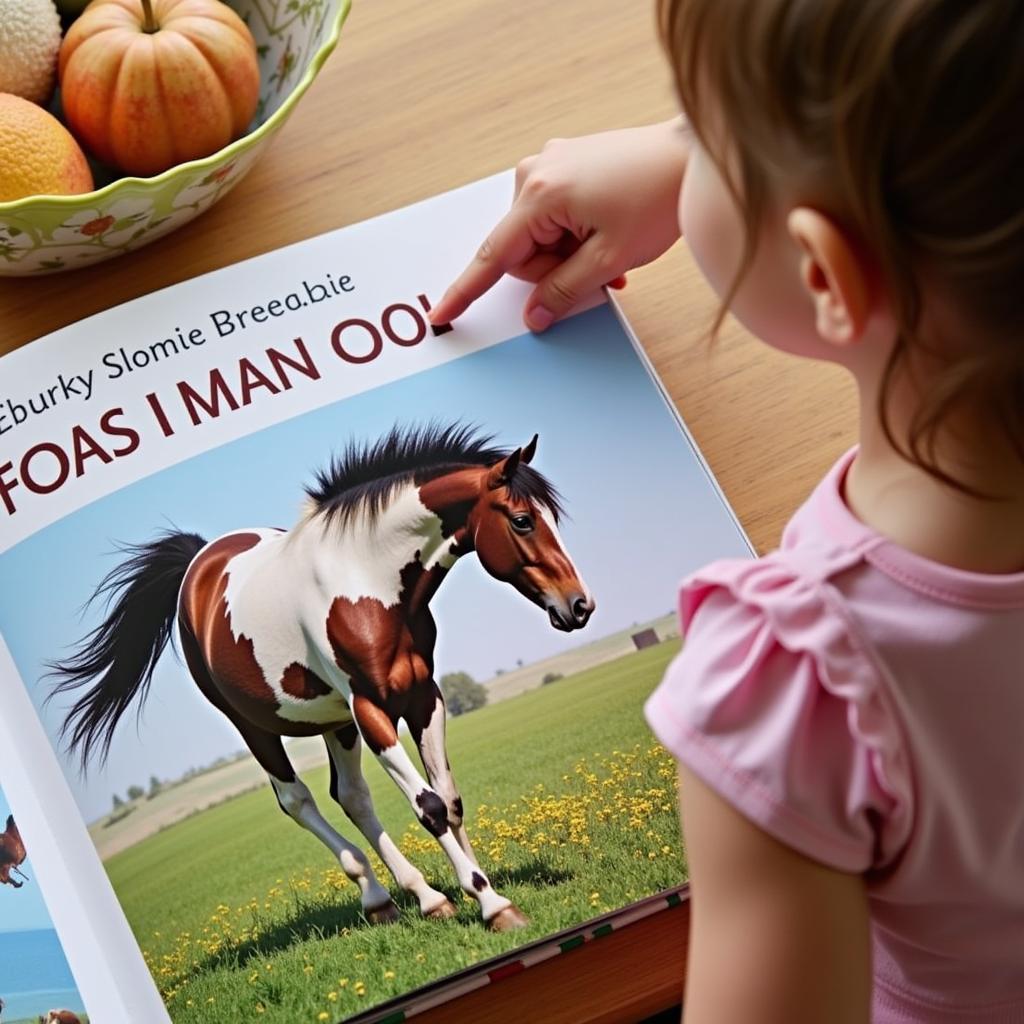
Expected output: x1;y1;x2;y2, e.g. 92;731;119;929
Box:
306;422;565;524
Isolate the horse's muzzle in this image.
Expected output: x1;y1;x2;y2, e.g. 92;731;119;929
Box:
546;592;595;631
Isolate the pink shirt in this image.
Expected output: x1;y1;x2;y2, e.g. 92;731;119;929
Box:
646;447;1024;1023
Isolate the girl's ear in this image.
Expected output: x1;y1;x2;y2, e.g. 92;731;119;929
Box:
787;208;870;347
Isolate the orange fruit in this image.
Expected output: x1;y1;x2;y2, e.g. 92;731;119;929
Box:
0;92;94;203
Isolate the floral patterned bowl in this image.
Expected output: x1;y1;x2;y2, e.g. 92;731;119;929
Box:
0;0;351;275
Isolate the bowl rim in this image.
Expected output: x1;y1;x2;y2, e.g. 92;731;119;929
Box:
0;0;352;215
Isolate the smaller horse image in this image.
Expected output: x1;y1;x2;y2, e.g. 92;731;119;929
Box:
0;816;28;888
50;424;594;930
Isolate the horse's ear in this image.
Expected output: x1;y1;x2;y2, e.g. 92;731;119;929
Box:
486;448;522;490
521;434;538;465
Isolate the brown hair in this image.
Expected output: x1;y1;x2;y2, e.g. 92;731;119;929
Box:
658;0;1024;491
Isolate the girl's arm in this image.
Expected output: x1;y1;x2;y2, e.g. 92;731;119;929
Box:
678;764;872;1024
429;119;691;330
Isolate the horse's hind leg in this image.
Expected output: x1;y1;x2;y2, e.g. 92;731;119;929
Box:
324;726;456;920
239;728;397;921
179;627;397;921
249;727;399;923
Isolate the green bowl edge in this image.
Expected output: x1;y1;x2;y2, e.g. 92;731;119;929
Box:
0;0;353;216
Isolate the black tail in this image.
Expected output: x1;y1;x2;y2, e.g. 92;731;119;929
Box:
47;530;207;771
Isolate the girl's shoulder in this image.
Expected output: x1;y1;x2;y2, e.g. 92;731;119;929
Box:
646;449;1024;1010
646;450;916;873
647;447;1024;874
647;540;913;873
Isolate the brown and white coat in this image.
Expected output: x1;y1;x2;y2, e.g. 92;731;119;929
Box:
53;425;594;929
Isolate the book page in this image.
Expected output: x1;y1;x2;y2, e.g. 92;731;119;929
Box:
0;173;750;1023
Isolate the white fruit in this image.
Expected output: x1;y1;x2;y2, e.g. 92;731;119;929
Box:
0;0;63;106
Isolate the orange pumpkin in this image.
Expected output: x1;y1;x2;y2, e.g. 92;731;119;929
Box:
59;0;260;177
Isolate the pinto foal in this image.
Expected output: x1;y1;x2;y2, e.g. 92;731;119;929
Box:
52;426;594;930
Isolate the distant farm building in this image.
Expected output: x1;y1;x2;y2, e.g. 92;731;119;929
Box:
631;628;660;650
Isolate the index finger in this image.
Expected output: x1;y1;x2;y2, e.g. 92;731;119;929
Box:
428;205;540;324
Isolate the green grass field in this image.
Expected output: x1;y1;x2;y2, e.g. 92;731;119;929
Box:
107;641;685;1024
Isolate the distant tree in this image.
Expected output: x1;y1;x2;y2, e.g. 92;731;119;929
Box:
495;668;505;676
126;784;145;801
112;793;124;810
542;672;563;686
147;774;163;799
441;672;488;717
516;658;523;668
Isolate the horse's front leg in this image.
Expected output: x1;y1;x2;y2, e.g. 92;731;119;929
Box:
351;690;528;931
323;724;456;921
406;681;480;867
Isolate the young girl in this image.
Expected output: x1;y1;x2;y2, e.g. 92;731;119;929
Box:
429;1;1024;1021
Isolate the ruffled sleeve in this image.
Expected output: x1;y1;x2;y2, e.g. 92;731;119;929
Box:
645;554;912;873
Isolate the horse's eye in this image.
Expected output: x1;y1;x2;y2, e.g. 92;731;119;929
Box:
510;513;535;534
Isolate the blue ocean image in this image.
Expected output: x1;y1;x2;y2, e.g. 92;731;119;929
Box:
0;928;84;1021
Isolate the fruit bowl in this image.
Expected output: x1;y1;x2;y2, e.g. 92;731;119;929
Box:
0;0;351;275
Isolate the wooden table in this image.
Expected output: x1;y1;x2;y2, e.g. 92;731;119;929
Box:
0;1;857;1020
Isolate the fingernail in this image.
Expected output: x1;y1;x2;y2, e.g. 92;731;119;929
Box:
425;292;446;323
527;305;554;331
608;275;627;290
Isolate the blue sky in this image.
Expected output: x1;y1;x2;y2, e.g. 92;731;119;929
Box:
0;787;52;933
0;306;749;824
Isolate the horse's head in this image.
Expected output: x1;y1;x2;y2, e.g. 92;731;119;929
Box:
469;436;595;632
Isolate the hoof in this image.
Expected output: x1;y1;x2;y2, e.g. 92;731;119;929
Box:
488;904;530;932
365;899;401;925
424;898;458;921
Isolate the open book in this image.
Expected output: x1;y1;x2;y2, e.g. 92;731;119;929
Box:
0;175;750;1024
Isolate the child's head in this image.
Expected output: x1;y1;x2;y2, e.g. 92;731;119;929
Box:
658;0;1024;488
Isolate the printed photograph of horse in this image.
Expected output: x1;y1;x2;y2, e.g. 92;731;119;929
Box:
0;306;750;1023
49;424;593;933
0;817;28;890
0;787;89;1023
